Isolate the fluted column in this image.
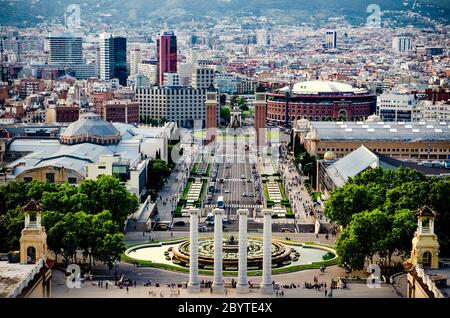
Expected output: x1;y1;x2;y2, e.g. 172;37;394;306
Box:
212;208;225;293
237;209;249;293
260;209;274;294
187;208;200;292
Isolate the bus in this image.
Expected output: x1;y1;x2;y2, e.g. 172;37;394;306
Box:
217;196;225;209
208;182;216;194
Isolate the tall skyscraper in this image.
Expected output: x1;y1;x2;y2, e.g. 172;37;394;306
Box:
130;48;142;76
99;33;127;86
392;34;412;52
49;33;83;65
256;29;269;47
325;30;337;49
156;31;177;86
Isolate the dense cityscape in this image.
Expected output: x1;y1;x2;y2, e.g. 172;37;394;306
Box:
0;0;449;307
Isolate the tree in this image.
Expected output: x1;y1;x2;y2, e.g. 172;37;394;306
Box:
220;106;230;123
94;233;125;270
327;167;450;271
337;209;390;270
324;184;371;226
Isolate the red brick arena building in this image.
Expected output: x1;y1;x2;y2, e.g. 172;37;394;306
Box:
266;80;376;125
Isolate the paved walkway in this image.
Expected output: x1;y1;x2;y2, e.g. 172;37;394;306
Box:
154;144;199;224
51;265;402;298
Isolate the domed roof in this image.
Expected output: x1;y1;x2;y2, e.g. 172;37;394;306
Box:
61;113;120;143
324;151;336;161
291;80;366;95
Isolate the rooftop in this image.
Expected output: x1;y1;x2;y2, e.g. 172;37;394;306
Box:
279;80;368;95
0;260;44;298
309;121;450;141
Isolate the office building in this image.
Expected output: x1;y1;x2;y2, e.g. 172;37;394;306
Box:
377;92;418;121
325;30;337;49
130;48;142;76
156;31;177;86
392;34;412;52
191;68;214;89
136;86;219;128
256;30;269;47
417;100;450;122
48;34;83;65
99;33;128;86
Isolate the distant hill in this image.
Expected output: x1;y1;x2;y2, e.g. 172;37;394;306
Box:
1;0;449;28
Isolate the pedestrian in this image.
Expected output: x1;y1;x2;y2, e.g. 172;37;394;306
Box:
105;281;108;289
325;288;328;297
126;286;129;293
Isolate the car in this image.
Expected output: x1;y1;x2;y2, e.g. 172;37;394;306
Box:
242;192;247;197
173;221;186;226
241;174;245;179
247;179;252;183
280;228;295;233
249;192;254;197
224;189;230;193
156;224;169;231
219;178;224;183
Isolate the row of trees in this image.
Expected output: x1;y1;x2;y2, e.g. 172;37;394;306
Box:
0;176;139;268
292;136;317;188
146;159;171;200
324;167;450;271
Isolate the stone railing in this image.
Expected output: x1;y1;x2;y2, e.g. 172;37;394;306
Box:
415;264;445;298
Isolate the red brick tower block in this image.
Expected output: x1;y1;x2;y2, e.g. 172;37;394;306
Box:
205;84;218;144
254;84;267;149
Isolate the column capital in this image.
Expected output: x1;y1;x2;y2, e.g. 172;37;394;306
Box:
237;209;249;216
189;208;199;216
212;208;224;216
262;209;273;216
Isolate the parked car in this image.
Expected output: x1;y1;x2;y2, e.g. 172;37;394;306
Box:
280;228;295;233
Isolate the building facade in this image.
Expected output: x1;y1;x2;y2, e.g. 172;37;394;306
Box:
99;33;127;86
156;31;177;86
377;92;418;121
325;30;337;49
267;81;376;124
136;86;219;128
294;119;450;161
100;99;139;124
48;34;83;65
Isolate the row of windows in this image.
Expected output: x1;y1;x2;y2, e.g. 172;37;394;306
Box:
23;175;77;184
319;147;449;153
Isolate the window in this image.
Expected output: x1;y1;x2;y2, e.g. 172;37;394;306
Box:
24;177;33;182
46;173;55;183
68;177;77;184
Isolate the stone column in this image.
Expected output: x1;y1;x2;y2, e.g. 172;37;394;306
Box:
212;208;225;293
187;208;200;292
237;209;249;293
260;209;274;294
